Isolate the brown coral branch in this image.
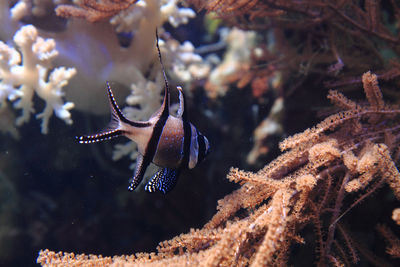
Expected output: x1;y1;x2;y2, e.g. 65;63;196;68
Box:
326;2;399;44
56;0;138;22
377;224;400;258
191;0;400;102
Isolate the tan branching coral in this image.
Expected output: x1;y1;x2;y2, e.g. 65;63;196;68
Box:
393;208;400;225
37;71;400;266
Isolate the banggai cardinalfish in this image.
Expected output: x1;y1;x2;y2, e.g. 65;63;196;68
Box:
77;31;210;194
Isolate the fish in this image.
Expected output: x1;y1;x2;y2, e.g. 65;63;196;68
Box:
77;32;210;194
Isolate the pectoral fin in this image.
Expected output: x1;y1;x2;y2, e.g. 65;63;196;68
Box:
145;168;180;194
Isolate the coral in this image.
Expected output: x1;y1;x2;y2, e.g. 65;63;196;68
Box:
187;0;400;172
56;0;139;22
10;0;64;20
246;97;284;164
159;37;209;84
191;0;400;42
55;0;196;29
109;0;161;32
377;224;400;258
0;24;76;134
111;0;195;33
188;0;279;20
393;208;400;225
204;27;258;99
46;0;201;105
3;0;205;128
201;26;281;100
36;72;400;265
159;0;195;28
191;0;400;92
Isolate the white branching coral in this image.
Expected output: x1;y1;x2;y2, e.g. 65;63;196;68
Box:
0;24;76;134
10;0;68;20
159;38;210;84
108;0;199;74
160;0;195;27
125;73;164;121
205;27;257;98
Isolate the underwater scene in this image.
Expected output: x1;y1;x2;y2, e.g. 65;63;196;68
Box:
1;0;400;266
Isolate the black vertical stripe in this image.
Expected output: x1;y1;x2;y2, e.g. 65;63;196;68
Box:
141;29;171;167
128;113;168;191
143;113;169;167
181;120;192;169
197;134;206;163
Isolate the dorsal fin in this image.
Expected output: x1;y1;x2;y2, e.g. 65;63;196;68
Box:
106;82;150;128
156;29;170;117
176;86;187;120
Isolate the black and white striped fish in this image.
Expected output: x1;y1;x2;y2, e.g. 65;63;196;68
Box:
77;35;210;194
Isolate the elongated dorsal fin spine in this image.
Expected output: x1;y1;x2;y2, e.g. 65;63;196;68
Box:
156;28;169;116
176;86;187;120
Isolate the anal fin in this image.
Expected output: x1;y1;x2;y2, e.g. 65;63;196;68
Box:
145;168;180;194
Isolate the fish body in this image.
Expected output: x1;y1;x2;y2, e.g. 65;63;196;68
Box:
78;36;210;193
